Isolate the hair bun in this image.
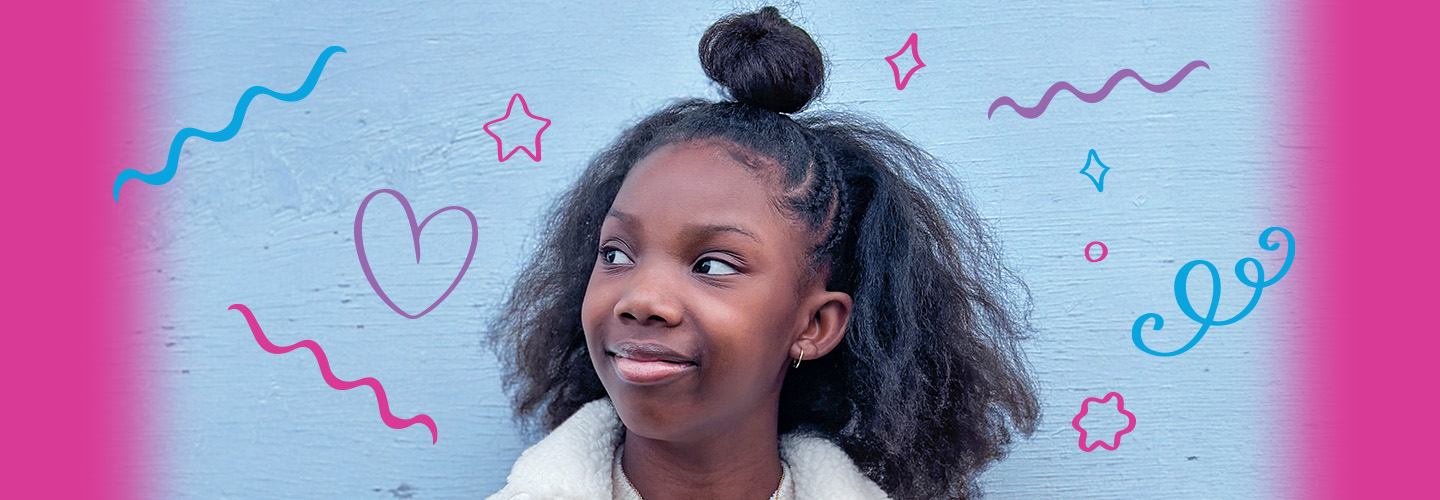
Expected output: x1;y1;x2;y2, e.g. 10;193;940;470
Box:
699;6;825;114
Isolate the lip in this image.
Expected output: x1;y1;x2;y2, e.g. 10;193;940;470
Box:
607;341;698;385
608;341;697;364
612;356;696;385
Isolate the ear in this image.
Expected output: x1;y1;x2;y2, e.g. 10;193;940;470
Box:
793;289;853;361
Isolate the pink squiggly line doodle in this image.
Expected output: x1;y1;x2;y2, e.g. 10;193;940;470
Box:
1071;392;1136;452
988;60;1209;119
229;303;438;444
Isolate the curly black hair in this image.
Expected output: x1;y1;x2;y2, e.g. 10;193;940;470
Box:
487;6;1040;499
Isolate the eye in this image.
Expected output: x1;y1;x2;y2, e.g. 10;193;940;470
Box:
601;247;634;265
694;258;739;276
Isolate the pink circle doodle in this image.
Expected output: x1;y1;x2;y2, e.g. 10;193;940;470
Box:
1085;241;1108;262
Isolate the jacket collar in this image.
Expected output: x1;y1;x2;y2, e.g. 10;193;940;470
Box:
488;397;891;500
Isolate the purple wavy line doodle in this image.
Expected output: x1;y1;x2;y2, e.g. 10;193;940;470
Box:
229;303;438;444
988;60;1210;119
355;188;478;319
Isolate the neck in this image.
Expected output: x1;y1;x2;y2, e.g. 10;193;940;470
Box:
620;402;784;500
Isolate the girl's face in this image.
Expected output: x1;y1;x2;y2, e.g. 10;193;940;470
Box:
580;140;847;443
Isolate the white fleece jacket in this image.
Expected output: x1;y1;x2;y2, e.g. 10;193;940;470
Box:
486;397;892;500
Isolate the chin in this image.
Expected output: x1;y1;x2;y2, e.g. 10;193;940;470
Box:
598;366;697;441
610;392;701;441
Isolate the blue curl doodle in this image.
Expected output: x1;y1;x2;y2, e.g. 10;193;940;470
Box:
111;45;346;202
1132;227;1294;357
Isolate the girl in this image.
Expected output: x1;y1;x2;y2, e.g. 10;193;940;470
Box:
487;7;1038;500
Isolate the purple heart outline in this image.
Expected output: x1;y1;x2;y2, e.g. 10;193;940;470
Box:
354;188;478;319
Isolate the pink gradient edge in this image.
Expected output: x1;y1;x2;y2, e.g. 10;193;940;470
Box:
1300;1;1440;498
0;1;155;499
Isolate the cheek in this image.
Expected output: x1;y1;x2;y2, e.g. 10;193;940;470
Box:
580;282;598;328
580;274;611;343
706;295;794;366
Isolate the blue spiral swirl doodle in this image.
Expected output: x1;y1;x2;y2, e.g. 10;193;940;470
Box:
1132;227;1294;357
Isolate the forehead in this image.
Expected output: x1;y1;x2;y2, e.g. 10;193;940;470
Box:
611;141;790;227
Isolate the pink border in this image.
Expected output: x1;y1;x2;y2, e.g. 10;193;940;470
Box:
3;1;1435;497
1;1;153;499
1302;2;1440;498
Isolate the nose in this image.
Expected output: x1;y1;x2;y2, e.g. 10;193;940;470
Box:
613;265;683;327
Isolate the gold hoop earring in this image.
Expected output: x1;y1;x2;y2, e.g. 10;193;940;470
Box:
793;347;804;369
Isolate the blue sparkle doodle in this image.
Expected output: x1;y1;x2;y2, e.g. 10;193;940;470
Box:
1132;227;1294;357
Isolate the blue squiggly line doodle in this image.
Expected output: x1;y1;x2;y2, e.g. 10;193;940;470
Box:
111;45;346;202
1132;227;1294;357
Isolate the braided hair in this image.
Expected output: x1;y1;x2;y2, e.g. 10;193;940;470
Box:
488;7;1040;499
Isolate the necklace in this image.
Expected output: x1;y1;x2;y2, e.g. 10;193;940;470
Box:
616;443;789;500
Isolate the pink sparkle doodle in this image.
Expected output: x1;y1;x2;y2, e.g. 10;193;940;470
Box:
229;304;438;444
885;33;926;90
989;60;1209;119
1085;241;1108;262
1071;392;1136;452
483;93;552;162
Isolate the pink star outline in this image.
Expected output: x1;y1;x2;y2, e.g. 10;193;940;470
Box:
1071;392;1137;452
483;93;552;162
884;33;926;90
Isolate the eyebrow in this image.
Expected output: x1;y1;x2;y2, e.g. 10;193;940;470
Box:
607;209;759;243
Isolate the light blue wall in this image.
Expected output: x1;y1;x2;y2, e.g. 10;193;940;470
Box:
147;1;1300;497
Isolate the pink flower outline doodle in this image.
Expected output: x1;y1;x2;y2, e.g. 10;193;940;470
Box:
1071;392;1137;452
